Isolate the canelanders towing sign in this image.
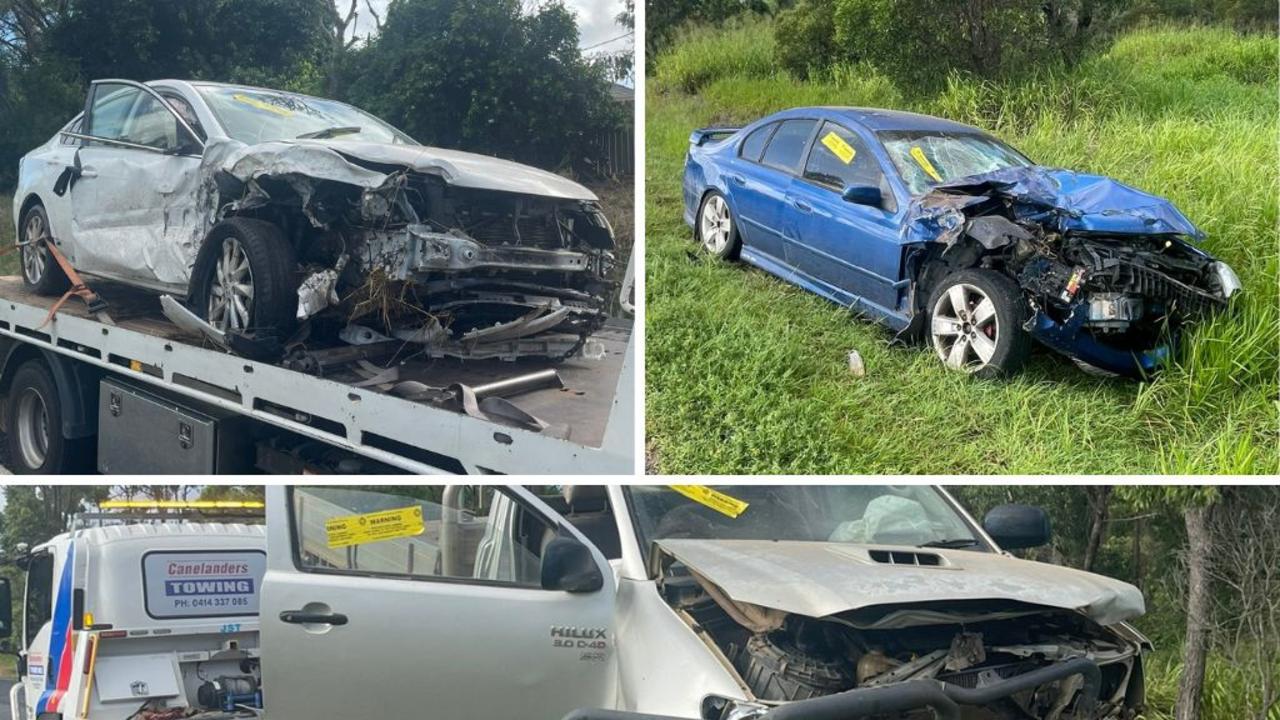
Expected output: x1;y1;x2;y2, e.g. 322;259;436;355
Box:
142;550;267;619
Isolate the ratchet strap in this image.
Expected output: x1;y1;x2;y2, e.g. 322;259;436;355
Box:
38;239;114;328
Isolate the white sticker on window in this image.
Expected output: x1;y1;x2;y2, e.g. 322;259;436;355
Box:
142;551;266;619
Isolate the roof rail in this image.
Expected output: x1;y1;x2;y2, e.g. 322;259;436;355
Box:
71;500;265;529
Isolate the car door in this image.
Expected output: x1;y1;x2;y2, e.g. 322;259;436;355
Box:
724;119;817;264
261;486;618;720
67;79;205;292
783;120;905;317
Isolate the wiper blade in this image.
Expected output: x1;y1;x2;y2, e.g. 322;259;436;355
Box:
296;126;361;140
918;538;978;549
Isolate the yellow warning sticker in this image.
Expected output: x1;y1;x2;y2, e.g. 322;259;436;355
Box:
821;131;856;165
910;146;943;182
668;486;750;519
232;93;294;117
325;506;424;549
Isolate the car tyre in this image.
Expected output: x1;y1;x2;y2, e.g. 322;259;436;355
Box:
926;268;1031;378
19;204;71;296
190;218;298;339
5;360;93;474
696;190;740;260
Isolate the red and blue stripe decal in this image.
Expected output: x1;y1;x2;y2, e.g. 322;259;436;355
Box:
36;543;75;715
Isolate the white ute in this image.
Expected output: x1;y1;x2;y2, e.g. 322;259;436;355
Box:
2;487;1152;720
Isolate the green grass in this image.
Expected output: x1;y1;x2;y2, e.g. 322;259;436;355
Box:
645;25;1279;474
0;194;15;275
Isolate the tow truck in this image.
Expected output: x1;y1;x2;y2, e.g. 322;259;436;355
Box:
0;487;1151;720
0;250;634;474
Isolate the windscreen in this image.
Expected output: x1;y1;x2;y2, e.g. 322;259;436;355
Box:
196;86;415;145
626;486;983;553
879;131;1031;195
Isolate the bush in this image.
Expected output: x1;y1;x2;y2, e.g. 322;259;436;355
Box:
773;0;839;78
652;15;778;93
647;0;770;65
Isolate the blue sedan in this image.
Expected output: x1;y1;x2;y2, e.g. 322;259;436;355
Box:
682;107;1241;378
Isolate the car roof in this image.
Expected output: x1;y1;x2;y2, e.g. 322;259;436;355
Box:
772;106;988;135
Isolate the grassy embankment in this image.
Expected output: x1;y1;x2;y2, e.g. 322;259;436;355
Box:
646;22;1278;475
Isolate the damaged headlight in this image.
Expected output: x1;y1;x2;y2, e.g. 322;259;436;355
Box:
702;697;769;720
1212;261;1242;299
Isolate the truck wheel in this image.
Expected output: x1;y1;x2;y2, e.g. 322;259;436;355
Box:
19;204;71;296
5;360;91;474
191;218;298;338
926;268;1031;378
696;191;741;260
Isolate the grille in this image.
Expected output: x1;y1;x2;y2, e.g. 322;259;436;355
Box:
868;550;943;566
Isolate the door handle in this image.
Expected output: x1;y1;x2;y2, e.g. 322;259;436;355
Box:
279;610;348;626
729;174;746;186
78;167;98;179
792;199;812;213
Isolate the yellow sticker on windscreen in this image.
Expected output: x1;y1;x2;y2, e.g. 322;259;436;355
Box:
910;146;943;182
821;131;856;165
232;93;294;117
325;506;424;548
668;486;750;519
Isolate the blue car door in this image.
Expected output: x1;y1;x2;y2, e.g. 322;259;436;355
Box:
782;120;905;320
725;118;817;265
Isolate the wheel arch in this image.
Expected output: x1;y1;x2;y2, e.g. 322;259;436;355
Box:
16;193;44;231
0;339;101;439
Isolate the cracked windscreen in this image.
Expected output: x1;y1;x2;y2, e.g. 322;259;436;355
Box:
196;85;415;146
626;486;983;551
879;131;1031;195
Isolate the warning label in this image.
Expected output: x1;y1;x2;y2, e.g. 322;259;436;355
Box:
668;486;751;519
143;551;265;619
325;506;425;549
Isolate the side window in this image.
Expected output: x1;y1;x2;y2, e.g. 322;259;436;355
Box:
86;83;181;150
60;117;83;146
760;119;818;174
23;552;54;647
292;486;556;588
161;93;206;141
739;123;776;163
804;122;898;212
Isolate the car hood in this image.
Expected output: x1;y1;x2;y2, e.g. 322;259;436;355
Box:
904;165;1203;243
214;138;597;201
656;538;1145;626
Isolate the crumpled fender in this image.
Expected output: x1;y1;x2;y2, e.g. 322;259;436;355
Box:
903;165;1205;245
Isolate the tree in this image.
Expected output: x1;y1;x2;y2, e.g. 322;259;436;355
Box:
1081;485;1112;572
340;0;621;172
0;485;109;552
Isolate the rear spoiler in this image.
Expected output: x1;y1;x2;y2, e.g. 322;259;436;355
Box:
689;127;741;147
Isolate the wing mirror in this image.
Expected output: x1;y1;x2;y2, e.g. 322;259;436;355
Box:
541;529;604;593
842;184;882;207
983;504;1051;550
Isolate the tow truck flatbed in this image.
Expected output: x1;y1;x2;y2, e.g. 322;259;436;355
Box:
0;275;633;474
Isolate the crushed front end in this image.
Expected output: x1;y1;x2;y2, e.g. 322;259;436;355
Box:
906;167;1240;377
212;141;617;362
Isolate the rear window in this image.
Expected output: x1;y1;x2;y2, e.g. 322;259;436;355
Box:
739;123;776;162
761;119;817;173
142;550;266;619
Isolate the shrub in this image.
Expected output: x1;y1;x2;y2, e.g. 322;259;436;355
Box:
773;0;840;78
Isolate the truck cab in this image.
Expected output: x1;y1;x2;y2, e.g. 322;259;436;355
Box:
4;512;265;720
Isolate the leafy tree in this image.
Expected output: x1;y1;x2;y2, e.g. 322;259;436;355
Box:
339;0;621;171
773;0;839;78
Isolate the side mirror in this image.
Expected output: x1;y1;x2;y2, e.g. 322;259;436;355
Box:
983;504;1051;550
541;530;603;593
0;576;12;639
842;184;882;207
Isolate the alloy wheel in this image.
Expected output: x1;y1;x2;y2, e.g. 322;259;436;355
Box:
699;195;731;254
22;212;49;285
931;283;1000;372
207;237;255;332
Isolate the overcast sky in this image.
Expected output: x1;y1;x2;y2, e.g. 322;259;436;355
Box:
346;0;632;54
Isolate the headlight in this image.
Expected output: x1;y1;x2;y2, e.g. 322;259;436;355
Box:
1212;261;1242;299
702;697;769;720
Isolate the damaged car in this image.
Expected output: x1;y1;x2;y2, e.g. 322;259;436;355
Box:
13;79;616;361
682;107;1240;377
594;485;1151;720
